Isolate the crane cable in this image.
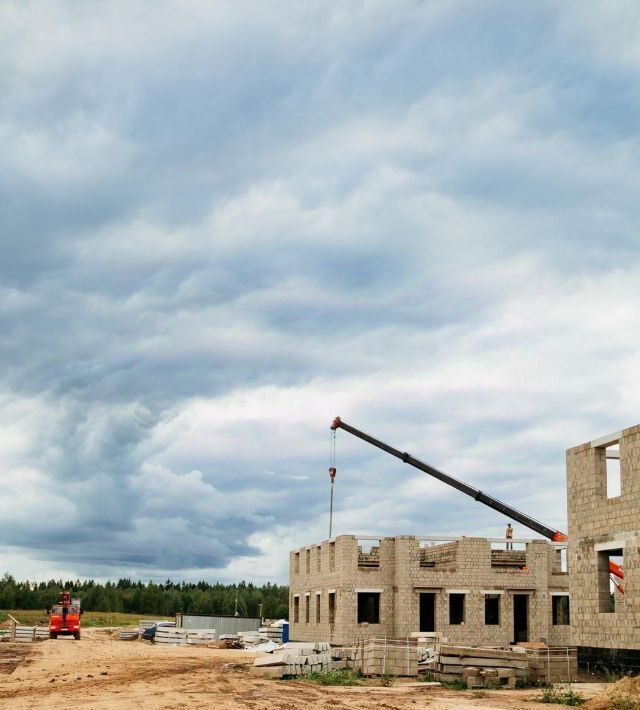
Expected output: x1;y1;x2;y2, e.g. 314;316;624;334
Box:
328;428;337;538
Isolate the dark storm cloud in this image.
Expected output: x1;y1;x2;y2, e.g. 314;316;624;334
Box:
1;0;640;581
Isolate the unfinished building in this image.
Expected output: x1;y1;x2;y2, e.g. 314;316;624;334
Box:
289;534;570;647
567;424;640;669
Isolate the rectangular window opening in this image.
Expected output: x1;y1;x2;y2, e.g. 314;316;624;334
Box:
316;593;321;624
449;593;465;625
305;595;310;623
485;594;500;625
294;552;300;574
329;542;335;572
598;549;623;613
357;592;380;624
293;596;299;623
317;547;322;572
306;549;311;574
358;539;380;568
328;592;336;625
552;596;570;625
606;445;621;498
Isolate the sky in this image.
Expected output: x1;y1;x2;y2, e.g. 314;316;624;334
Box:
1;0;640;585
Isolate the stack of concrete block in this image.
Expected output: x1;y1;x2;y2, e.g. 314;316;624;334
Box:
462;666;517;689
259;625;283;643
155;627;187;645
353;638;418;677
524;647;577;683
434;645;528;686
155;627;216;645
331;646;357;663
14;626;49;642
186;630;217;645
251;642;338;678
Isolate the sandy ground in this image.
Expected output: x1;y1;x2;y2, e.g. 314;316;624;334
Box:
0;629;608;710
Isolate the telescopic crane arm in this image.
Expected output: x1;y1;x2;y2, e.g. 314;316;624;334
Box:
330;416;625;584
331;416;566;542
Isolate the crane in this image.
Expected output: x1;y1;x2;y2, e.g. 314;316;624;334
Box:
330;416;624;584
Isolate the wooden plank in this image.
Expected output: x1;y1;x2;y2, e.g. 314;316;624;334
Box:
440;656;527;669
438;645;524;661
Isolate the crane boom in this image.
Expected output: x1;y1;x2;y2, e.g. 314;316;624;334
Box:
330;416;568;541
331;416;625;584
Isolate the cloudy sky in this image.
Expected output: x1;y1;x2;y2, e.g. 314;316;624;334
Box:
2;0;639;584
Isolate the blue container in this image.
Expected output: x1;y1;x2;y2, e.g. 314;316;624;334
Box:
281;622;289;643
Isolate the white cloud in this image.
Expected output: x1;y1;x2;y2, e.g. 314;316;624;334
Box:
1;0;639;583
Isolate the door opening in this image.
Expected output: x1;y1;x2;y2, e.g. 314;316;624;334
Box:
513;594;528;643
419;593;436;632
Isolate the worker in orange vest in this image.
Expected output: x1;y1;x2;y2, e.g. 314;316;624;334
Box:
506;523;513;550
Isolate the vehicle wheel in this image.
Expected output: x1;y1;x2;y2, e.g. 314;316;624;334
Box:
50;633;57;640
74;631;81;640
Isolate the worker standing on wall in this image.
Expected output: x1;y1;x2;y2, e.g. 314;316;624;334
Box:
506;523;513;550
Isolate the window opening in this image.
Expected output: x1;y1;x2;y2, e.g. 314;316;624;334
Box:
598;549;624;612
317;547;322;572
329;542;335;572
357;592;380;624
293;596;299;623
294;552;300;574
485;594;500;625
449;594;465;625
305;595;310;623
328;592;336;625
606;445;621;498
306;549;311;574
552;596;570;625
358;539;380;568
316;593;321;623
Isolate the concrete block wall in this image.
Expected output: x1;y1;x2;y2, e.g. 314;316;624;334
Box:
567;424;640;650
290;535;570;646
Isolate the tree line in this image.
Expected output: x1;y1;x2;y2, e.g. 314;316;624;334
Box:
0;574;289;620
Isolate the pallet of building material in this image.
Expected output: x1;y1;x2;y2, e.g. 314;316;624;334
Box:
154;628;188;645
435;645;529;681
524;648;577;683
354;638;418;677
258;626;282;641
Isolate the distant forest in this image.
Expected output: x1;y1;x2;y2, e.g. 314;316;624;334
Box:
0;574;289;620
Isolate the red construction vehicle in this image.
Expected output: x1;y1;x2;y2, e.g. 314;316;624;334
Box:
48;591;82;639
330;417;624;586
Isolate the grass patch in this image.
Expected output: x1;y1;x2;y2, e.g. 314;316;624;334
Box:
538;685;584;705
0;610;171;628
298;669;362;686
441;680;469;691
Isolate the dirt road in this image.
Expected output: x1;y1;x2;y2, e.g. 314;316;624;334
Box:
0;629;605;709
